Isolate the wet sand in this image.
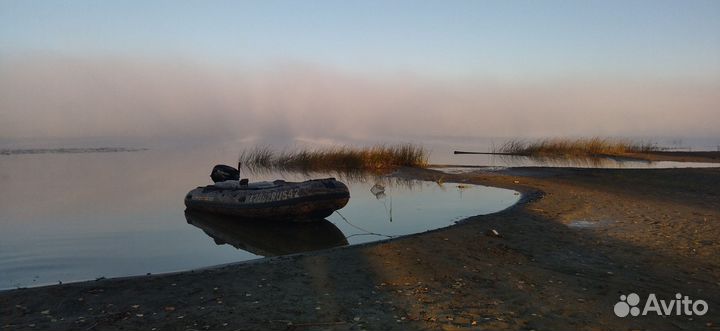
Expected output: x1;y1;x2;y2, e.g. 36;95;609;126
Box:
2;166;719;330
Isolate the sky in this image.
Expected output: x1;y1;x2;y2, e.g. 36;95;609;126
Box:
1;0;719;144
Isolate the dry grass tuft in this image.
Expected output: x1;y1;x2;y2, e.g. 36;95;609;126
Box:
239;144;428;171
494;137;660;158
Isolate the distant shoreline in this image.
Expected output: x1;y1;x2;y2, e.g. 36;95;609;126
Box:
0;147;149;156
454;150;720;163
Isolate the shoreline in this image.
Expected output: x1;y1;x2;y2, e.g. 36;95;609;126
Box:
451;150;720;164
2;166;719;330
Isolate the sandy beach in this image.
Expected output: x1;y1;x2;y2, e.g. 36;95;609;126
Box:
2;164;719;330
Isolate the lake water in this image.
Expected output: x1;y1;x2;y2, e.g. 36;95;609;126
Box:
2;136;718;289
0;145;520;290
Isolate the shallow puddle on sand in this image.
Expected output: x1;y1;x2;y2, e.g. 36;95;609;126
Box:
185;176;520;256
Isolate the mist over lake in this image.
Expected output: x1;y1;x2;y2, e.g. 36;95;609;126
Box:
1;55;719;147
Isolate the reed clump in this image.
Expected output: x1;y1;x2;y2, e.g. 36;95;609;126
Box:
494;137;660;158
239;144;428;171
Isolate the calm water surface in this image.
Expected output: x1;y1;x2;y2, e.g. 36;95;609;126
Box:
2;136;718;289
0;146;520;289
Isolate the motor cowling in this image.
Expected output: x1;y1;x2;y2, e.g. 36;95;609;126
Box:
210;164;240;183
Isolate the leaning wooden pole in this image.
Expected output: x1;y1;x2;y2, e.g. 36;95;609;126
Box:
453;151;524;156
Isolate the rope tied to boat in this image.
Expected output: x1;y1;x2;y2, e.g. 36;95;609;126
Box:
334;211;394;239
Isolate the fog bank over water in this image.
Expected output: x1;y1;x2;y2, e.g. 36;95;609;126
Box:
1;55;719;145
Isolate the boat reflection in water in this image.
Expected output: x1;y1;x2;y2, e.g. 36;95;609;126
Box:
184;210;348;257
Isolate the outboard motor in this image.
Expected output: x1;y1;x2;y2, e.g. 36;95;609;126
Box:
210;164;240;183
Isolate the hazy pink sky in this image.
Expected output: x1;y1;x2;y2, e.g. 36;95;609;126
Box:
1;54;718;143
1;1;719;143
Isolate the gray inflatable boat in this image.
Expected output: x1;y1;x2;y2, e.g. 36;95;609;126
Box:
184;177;350;221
